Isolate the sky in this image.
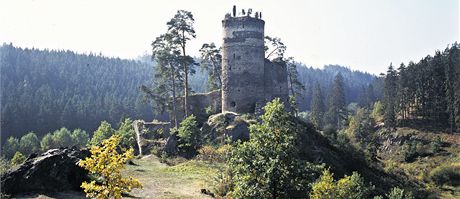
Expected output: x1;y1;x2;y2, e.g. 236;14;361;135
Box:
1;0;458;75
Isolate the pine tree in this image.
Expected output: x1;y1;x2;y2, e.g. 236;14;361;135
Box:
286;57;306;115
167;10;197;117
325;73;346;130
199;43;222;91
384;64;397;129
311;83;325;129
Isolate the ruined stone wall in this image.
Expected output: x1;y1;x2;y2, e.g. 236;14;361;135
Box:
264;59;289;105
178;90;221;124
221;16;265;113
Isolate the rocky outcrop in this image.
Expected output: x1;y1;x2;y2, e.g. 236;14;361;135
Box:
201;112;255;142
1;148;90;195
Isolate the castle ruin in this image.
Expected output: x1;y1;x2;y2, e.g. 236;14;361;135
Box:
221;6;289;113
184;6;289;121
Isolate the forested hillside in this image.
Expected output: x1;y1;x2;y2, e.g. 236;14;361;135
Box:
0;43;377;141
0;44;155;141
296;64;381;111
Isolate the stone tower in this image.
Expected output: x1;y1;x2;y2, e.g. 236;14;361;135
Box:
221;7;266;113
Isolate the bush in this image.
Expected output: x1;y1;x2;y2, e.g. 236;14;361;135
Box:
11;151;26;166
177;115;201;153
310;169;372;199
79;135;142;198
428;162;460;186
430;136;442;154
385;187;414;199
401;140;418;162
0;157;11;175
197;144;232;163
212;167;234;197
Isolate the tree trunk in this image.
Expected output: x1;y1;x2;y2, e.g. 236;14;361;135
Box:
170;64;178;128
182;30;189;118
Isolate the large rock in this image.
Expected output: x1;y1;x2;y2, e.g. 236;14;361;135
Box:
1;147;90;195
201;112;255;142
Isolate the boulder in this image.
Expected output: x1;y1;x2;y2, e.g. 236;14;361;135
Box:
1;147;90;195
201;112;254;142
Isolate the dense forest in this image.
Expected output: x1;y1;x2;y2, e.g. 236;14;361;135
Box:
0;44;154;141
383;43;460;132
0;43;377;141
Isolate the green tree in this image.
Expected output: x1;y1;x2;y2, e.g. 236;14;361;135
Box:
286;57;305;115
11;151;26;166
384;64;398;129
177;114;201;152
52;127;73;148
71;129;89;148
199;43;222;91
115;118;136;149
19;132;40;156
167;10;196;117
229;99;322;198
325;73;346;130
142;33;183;128
372;101;385;123
40;133;55;151
3;136;19;159
311;83;325;129
89;121;115;146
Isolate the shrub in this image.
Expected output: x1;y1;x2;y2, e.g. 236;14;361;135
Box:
310;169;372;199
386;187;414;199
177;115;201;153
430;136;442;154
212;167;234;197
0;157;11;175
428;162;460;186
79;135;142;198
11;151;26;166
401;140;418;162
197;144;232;163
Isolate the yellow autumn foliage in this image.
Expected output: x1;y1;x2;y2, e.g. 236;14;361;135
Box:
78;135;142;199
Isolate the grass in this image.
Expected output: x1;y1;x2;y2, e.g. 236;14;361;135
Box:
123;155;223;198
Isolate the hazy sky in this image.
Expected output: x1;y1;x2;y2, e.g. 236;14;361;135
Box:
1;0;458;74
